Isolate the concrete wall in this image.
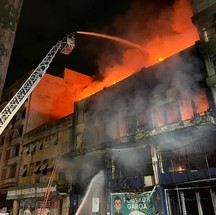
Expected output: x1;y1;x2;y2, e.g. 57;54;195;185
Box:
25;68;92;132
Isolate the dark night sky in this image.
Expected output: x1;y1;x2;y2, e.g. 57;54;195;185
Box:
5;0;175;89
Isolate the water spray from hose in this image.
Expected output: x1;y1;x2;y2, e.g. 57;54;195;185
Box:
75;31;146;53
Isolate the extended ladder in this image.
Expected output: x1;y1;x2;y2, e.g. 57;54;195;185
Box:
0;34;75;135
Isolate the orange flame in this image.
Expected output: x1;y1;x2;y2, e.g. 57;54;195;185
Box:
158;56;165;62
35;0;207;127
73;0;199;102
176;166;185;172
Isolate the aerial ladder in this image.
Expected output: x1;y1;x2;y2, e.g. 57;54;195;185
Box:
0;33;76;135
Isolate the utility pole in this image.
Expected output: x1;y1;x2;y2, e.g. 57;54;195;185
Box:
0;0;23;99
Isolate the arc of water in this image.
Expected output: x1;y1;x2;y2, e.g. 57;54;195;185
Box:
76;31;146;53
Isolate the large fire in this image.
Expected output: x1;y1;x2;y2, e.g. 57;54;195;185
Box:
30;0;209;130
74;0;199;102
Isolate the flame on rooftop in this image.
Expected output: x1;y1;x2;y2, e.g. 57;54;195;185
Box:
73;0;199;101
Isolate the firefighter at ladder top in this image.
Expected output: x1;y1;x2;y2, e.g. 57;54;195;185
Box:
114;196;124;215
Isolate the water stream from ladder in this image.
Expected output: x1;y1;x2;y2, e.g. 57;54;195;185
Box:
76;31;146;53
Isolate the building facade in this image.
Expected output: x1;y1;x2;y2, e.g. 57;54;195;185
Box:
3;43;216;215
7;114;73;215
67;42;216;214
1;1;216;214
0;69;91;214
190;0;216;107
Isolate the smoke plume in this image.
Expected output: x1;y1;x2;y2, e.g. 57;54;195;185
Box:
77;0;199;100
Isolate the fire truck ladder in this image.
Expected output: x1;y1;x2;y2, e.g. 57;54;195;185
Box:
39;156;60;215
0;33;75;135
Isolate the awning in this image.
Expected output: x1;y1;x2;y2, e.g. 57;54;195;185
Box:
40;163;48;171
23;146;30;153
21;167;27;176
36;142;43;151
33;164;40;173
47;161;55;169
51;137;58;145
44;141;49;148
29;144;37;153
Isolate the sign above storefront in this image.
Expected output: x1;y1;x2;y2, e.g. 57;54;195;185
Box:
6;182;57;200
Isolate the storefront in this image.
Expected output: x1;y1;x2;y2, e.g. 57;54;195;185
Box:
6;182;67;215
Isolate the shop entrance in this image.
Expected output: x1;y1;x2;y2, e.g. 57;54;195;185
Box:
165;186;216;214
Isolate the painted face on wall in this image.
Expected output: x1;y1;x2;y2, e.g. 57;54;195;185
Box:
114;199;122;212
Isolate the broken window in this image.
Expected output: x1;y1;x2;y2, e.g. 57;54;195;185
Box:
126;115;137;135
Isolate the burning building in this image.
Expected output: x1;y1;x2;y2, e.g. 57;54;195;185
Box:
67;1;216;213
68;41;216;214
1;0;216;214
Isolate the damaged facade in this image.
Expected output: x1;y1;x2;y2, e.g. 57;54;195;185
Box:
0;0;216;214
70;43;216;214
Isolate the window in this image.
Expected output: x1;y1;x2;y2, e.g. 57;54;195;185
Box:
210;54;216;74
47;160;55;171
22;165;28;177
12;128;20;138
4;149;10;160
36;142;43;151
202;23;216;42
126;115;137;135
23;146;30;154
22;109;26;118
119;116;127;137
164;102;181;124
203;27;209;42
152;107;165;127
28;144;36;154
14;145;20;156
0;136;5;146
96;124;106;145
107;120;119;140
40;159;48;175
10;164;17;178
29;163;34;176
50;137;58;145
1;169;7;180
33;161;41;174
17;126;23;136
77;100;90;124
8;131;14;141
